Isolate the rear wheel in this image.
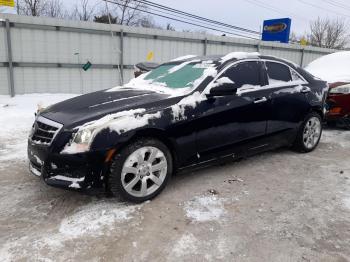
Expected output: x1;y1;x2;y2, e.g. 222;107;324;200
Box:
293;112;322;153
108;138;172;202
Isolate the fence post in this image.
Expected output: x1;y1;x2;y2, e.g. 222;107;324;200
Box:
120;29;124;85
300;48;305;67
203;37;208;55
5;19;15;97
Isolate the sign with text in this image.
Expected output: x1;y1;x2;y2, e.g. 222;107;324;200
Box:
262;18;291;43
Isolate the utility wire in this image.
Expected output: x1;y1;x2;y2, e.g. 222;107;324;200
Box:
322;0;350;12
128;1;259;37
298;0;350;19
244;0;309;22
134;0;260;35
103;0;261;40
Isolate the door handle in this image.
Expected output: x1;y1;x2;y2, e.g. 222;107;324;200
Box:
300;86;311;93
254;97;267;104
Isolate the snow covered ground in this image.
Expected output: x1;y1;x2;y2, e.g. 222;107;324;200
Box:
0;94;350;261
0;94;77;162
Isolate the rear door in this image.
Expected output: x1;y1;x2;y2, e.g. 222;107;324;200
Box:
264;60;311;137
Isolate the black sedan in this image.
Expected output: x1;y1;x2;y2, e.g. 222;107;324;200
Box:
28;53;328;202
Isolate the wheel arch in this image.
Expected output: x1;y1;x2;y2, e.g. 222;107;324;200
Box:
121;128;179;170
310;105;324;120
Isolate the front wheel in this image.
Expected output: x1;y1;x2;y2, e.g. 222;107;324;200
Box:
293;112;323;153
108;138;172;202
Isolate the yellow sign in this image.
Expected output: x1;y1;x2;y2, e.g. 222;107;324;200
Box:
0;0;15;7
146;51;154;61
300;38;308;46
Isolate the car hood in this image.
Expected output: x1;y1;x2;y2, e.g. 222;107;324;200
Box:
41;88;180;129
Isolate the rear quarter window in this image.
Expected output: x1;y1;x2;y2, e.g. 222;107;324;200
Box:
265;62;292;83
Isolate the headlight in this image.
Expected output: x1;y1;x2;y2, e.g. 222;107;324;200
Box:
74;128;93;144
61;127;96;154
329;84;350;94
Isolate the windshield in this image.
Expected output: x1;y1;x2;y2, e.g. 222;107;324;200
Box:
110;59;217;96
144;62;206;89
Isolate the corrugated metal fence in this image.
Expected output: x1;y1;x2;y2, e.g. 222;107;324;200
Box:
0;14;336;96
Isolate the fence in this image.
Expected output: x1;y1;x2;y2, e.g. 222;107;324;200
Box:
0;14;337;96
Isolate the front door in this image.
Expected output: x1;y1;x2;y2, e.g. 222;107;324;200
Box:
194;61;270;162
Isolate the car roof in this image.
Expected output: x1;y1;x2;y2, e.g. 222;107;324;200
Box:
172;53;299;69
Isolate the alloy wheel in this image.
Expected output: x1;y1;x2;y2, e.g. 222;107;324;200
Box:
303;117;321;149
121;146;168;198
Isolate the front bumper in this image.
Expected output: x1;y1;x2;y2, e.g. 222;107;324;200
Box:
28;140;107;189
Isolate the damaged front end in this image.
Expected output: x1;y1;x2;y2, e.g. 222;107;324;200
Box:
27;116;109;190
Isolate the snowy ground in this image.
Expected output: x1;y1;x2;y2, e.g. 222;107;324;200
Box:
0;94;350;261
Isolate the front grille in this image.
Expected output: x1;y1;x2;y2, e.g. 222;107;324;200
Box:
30;116;63;146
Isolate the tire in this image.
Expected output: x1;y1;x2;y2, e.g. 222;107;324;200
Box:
108;138;173;202
293;112;323;153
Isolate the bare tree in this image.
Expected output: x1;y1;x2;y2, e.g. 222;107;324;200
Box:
166;23;175;31
71;0;98;21
308;17;349;49
111;0;146;26
44;0;65;18
137;15;162;29
18;0;47;16
96;1;162;29
94;13;117;24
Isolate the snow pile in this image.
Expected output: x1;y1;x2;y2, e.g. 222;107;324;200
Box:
0;200;142;261
220;52;260;64
62;108;161;154
305;51;350;83
171;233;199;257
171;91;205;121
108;111;161;133
171;55;198;62
235;80;306;96
79;109;147;131
59;201;138;238
184;195;226;222
50;175;85;188
211;77;234;88
0;94;77;162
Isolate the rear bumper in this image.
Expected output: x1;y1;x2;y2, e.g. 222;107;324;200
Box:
28;140;107;189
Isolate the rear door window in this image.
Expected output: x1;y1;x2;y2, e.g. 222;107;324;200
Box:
265;62;292;84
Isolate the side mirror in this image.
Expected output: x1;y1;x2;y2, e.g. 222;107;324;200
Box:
207;83;237;97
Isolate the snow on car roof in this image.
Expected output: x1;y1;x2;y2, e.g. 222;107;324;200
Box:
170;52;262;64
305;51;350;83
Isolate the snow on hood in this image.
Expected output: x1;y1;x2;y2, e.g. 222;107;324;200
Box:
305;51;350;83
61;108;161;154
220;52;260;64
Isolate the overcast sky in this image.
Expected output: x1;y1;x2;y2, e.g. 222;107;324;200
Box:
147;0;350;37
1;0;350;38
